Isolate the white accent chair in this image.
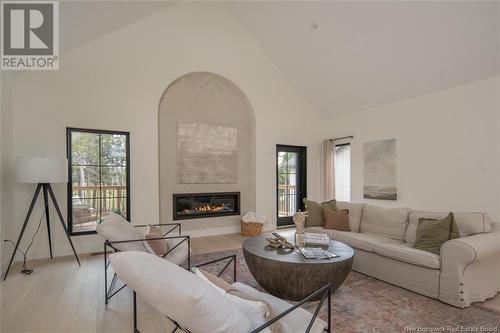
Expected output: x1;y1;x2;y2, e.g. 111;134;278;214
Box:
110;251;331;333
97;213;191;304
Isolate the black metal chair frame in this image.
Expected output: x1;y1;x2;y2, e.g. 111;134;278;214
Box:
104;223;190;304
131;254;332;333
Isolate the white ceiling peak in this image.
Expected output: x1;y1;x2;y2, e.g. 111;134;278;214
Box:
229;1;500;118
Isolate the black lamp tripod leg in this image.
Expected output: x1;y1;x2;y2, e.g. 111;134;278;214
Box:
42;184;53;259
3;183;43;280
46;184;81;266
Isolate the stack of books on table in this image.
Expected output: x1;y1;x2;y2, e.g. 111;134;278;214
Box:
299;247;339;260
304;232;330;246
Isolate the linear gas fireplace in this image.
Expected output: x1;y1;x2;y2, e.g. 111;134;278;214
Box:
173;192;240;220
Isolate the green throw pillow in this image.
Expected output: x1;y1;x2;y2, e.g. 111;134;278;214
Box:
303;198;337;227
413;213;459;255
450;214;460;239
322;199;338;211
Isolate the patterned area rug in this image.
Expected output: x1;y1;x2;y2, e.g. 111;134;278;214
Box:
192;248;500;333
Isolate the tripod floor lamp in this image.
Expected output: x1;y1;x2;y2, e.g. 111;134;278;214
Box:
3;156;81;280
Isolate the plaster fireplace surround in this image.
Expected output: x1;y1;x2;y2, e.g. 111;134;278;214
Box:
158;72;256;236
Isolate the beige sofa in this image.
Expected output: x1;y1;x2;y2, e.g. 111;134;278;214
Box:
305;202;500;308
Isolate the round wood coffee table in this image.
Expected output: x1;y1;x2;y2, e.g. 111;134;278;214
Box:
242;229;354;301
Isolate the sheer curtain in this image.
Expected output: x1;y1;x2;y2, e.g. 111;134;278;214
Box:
334;144;351;202
322;139;335;201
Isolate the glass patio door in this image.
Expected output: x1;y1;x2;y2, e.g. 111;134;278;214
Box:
276;145;307;227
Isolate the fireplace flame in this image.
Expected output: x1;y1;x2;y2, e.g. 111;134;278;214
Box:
179;203;230;215
196;204;225;212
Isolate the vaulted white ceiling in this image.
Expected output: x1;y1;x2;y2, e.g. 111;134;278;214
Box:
60;1;173;54
229;1;500;118
58;1;499;119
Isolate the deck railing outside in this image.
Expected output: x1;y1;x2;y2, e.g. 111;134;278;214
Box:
72;185;127;227
278;184;296;217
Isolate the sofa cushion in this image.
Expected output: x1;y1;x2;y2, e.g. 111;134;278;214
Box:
406;211;493;245
336;201;365;232
110;251;252;333
360;205;409;241
232;282;327;333
96;213;147;252
375;243;440;269
304;227;402;252
333;230;402;252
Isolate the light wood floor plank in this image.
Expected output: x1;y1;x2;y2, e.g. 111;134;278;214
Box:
1;233;246;333
4;232;498;333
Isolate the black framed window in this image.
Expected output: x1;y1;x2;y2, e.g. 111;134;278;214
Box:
67;128;130;235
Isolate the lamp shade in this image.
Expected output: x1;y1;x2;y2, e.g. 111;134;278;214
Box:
16;156;68;184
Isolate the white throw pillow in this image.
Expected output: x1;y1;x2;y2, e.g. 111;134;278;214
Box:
110;251;252;333
96;213;147;252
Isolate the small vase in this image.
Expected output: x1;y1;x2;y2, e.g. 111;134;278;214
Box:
293;211;307;248
294;230;306;248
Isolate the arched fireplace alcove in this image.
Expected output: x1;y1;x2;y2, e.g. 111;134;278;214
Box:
158;72;256;236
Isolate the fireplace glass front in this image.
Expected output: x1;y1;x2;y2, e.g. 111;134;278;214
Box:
173;192;240;220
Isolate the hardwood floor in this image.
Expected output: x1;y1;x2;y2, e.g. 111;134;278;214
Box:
0;233;248;333
2;232;500;332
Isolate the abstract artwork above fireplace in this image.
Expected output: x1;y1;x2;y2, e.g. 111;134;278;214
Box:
177;123;238;184
173;192;240;220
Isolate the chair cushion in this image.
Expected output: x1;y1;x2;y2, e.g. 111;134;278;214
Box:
231;282;327;333
96;213;147;252
374;243;440;269
164;238;190;266
192;268;275;333
406;211;492;245
191;267;233;292
360;205;409;241
110;251;252;333
336;201;365;232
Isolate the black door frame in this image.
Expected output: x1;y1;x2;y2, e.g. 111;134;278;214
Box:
66;127;131;236
276;145;307;227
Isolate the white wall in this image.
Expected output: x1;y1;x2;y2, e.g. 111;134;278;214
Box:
1;2;322;263
0;73;4;274
321;76;500;220
1;71;14;274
